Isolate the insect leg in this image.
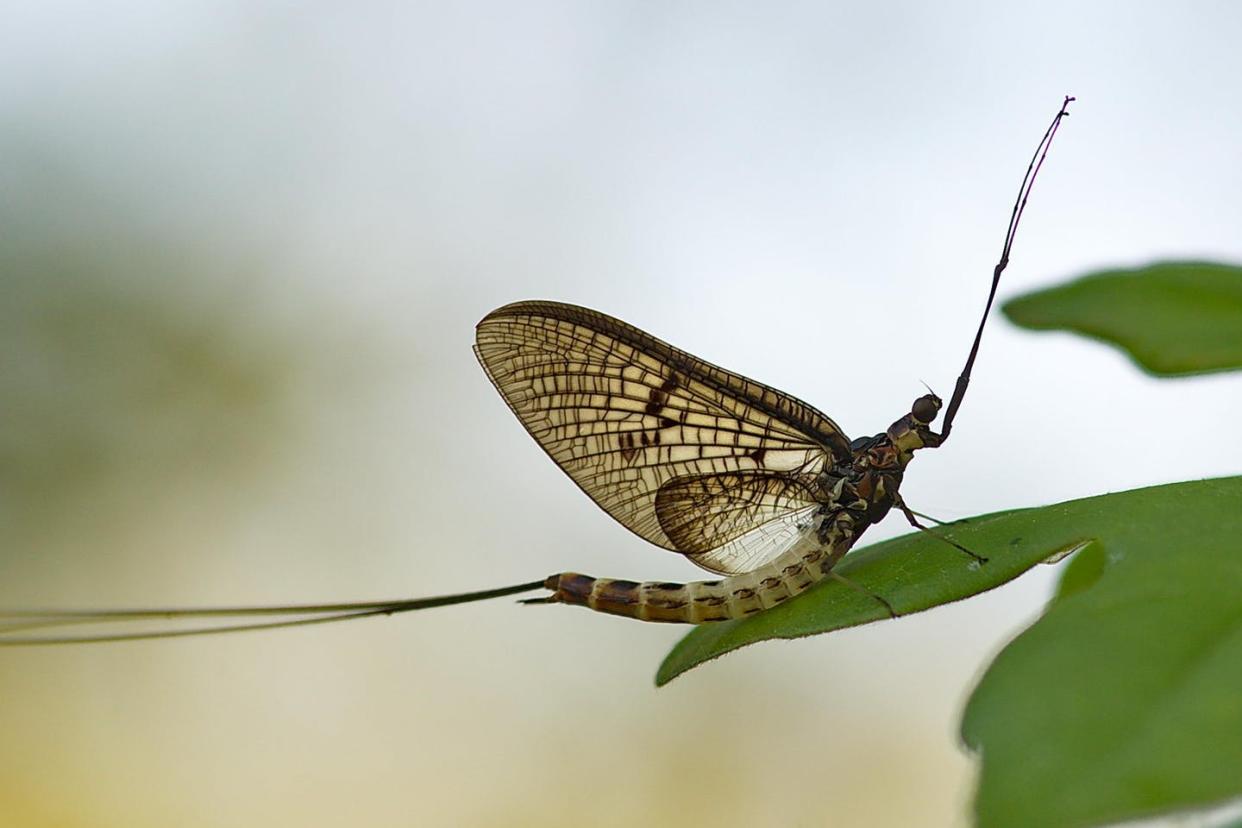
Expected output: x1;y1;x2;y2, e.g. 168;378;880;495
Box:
907;508;949;526
894;496;988;564
827;570;899;619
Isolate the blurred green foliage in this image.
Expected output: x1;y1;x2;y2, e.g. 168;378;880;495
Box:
1002;261;1242;376
962;477;1242;828
0;241;300;552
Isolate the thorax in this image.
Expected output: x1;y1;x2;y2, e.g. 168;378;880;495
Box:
819;435;908;527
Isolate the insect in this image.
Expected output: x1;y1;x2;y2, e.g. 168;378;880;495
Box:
474;297;989;623
0;97;1072;643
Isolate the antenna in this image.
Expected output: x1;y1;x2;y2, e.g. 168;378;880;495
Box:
936;95;1075;444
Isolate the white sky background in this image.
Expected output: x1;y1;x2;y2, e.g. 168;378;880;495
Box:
2;2;1241;826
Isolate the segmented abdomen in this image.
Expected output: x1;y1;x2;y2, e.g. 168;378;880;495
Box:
542;513;857;623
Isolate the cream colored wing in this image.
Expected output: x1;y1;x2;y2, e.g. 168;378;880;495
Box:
475;301;851;573
653;471;824;575
685;503;824;576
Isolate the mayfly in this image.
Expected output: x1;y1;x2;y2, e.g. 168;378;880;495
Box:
0;97;1073;644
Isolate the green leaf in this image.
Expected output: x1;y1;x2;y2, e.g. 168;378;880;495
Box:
659;496;1109;688
660;478;1242;823
1051;538;1107;604
962;476;1242;828
1002;261;1242;376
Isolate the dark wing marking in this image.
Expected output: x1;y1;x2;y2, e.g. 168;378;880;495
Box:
655;471;822;575
475;301;850;568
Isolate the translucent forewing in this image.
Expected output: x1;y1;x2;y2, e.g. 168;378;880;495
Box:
475;301;851;575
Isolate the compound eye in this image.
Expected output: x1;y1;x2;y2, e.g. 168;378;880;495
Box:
911;394;941;424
